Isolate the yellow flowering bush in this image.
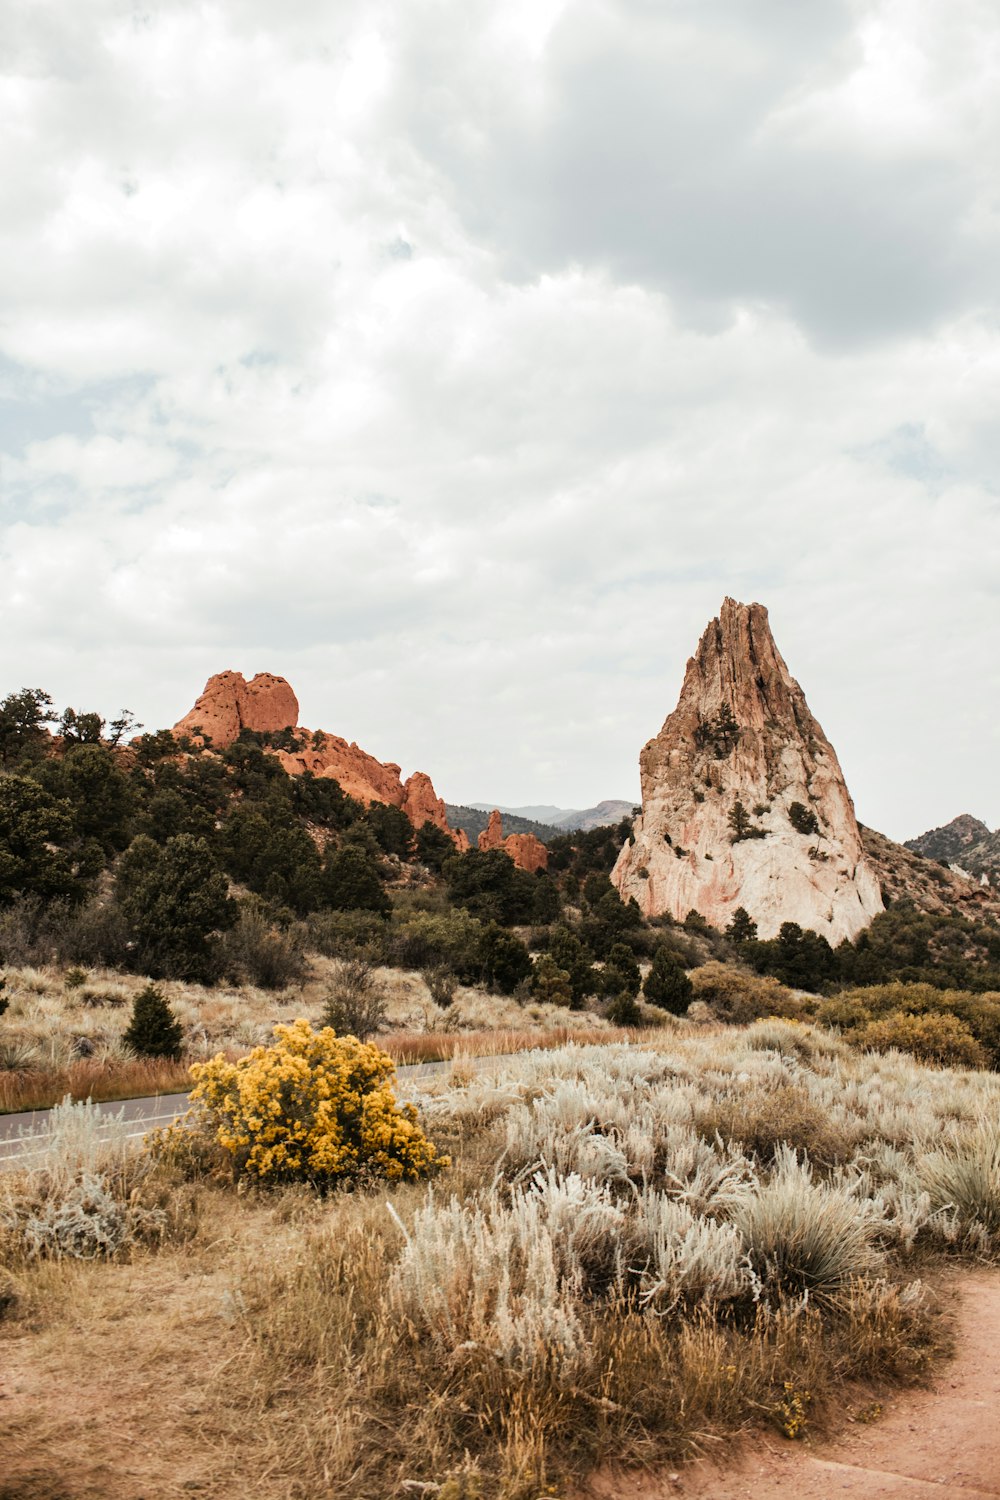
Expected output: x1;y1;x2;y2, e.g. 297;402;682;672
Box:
188;1019;446;1185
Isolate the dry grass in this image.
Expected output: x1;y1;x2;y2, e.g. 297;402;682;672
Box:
4;1026;995;1499
0;1055;194;1114
0;958;629;1113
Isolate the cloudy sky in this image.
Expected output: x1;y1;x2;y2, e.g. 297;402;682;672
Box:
2;0;998;840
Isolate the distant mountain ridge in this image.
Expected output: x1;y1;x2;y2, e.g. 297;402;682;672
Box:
905;814;1000;884
468;799;635;833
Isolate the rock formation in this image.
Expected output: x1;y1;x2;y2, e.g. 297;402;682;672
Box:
611;599;883;943
174;671;465;847
174;671;300;748
478;809;549;873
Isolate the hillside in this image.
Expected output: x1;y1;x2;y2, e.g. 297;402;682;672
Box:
861;824;1000;924
905;814;1000;885
468;799;635;832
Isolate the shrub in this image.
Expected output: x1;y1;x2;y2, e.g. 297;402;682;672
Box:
920;1124;1000;1244
189;1019;446;1185
643;947;693;1014
689;961;804;1025
123;983;184;1060
390;909;485;977
732;1147;884;1299
4;1097;162;1261
307;909;390;962
696;1083;853;1170
605;992;643;1027
424;964;458;1009
531;955;573;1007
855;1011;989;1070
216;899;308;990
320;958;389;1040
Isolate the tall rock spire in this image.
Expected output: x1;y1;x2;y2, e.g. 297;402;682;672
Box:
611;599;883;943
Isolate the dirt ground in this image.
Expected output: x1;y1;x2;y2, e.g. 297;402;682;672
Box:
3;1249;999;1500
590;1269;1000;1500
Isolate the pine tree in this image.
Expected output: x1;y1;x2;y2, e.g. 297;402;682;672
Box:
643;947;694;1015
123;983;183;1060
726;906;758;944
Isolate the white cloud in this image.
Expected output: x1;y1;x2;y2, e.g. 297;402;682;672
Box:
0;0;998;840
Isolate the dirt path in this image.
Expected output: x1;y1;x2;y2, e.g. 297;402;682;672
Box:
593;1269;1000;1500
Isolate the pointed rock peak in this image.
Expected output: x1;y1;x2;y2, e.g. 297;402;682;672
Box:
478;810;505;851
612;599;883;944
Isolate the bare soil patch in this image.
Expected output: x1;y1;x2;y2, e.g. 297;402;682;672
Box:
589;1269;1000;1500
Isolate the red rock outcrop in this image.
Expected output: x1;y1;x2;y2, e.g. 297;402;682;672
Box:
478;810;506;852
502;832;549;874
611;599;883;943
173;671;465;848
174;671;300;748
478;809;549;872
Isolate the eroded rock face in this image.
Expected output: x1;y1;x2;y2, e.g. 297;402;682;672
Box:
174;671;464;847
611;599;883;943
478;810;505;852
174;671;300;748
478;809;549;872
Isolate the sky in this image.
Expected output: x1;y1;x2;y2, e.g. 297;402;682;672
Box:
2;0;999;842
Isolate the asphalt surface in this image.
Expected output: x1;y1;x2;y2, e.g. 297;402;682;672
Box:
0;1059;454;1169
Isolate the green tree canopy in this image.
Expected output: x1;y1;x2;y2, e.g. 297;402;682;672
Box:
320;844;391;916
643;946;694;1014
116;833;235;981
0;775;82;906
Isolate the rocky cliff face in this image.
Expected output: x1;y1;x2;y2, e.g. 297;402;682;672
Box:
174;671;300;747
478;809;549;872
174;671;464;847
611;599;883;943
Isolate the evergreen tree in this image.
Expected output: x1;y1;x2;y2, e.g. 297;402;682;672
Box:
728;800;752;842
479;922;532;994
0;775;81;905
320;844;391;916
123;982;183;1059
602;941;642;998
116;834;235;981
530;953;572;1006
643;947;694;1014
726;906;758;944
0;688;56;769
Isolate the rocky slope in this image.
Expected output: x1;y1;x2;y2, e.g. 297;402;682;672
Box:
612;598;883;942
905;814;1000;885
477;809;549;873
174;671;467;848
864;825;1000;920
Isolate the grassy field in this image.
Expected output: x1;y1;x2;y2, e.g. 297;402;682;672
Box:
0;959;625;1113
3;1023;998;1499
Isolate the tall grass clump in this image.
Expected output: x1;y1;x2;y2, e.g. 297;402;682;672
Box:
0;1097;163;1261
920;1123;1000;1248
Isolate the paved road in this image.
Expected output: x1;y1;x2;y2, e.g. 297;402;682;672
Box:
0;1059;454;1169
